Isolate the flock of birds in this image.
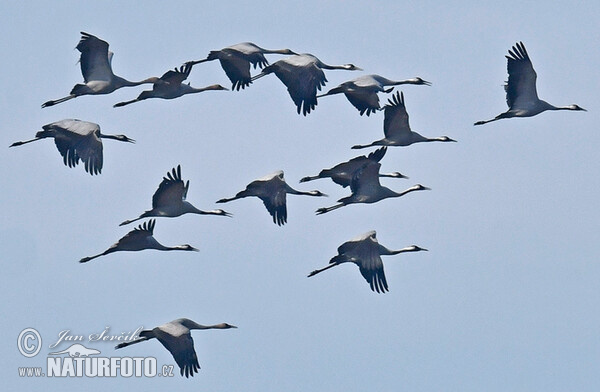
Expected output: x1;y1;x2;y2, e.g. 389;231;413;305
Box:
10;32;585;378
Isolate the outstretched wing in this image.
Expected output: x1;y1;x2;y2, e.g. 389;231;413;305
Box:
383;91;410;138
355;237;388;293
77;32;113;82
156;332;200;378
505;41;538;109
152;165;187;208
344;90;380;116
261;188;287;226
350;162;382;196
48;120;103;175
154;64;192;93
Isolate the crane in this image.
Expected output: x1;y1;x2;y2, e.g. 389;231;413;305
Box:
120;165;231;226
42;32;158;108
308;231;427;293
115;318;236;378
79;220;198;263
317;74;431;116
315;161;430;215
250;53;362;115
187;42;297;90
10;119;134;175
216;170;326;225
114;63;227;107
300;146;407;188
474;41;586;125
352;91;456;149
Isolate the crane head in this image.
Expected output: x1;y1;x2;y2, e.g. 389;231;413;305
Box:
569;104;586;111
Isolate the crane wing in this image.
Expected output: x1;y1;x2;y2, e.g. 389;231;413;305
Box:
218;49;253;90
153;64;192;94
261;188;287;226
152;166;186;208
338;234;388;293
505;41;538;109
344;90;380;116
383;92;410;138
350;162;382;196
48;120;103;175
274;62;326;115
77;32;113;82
156;332;200;378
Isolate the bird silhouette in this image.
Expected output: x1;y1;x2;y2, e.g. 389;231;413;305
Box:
474;41;586;125
79;220;198;263
10;119;134;175
316;161;430;215
120;165;231;226
308;231;427;293
187;42;297;90
115;318;236;378
251;53;361;115
317;74;430;116
217;170;326;225
114;63;227;107
300;146;407;188
352;91;456;149
42;32;158;108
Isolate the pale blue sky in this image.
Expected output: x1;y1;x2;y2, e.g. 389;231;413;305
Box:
1;1;599;391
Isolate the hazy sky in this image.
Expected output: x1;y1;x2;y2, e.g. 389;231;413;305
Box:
2;1;599;391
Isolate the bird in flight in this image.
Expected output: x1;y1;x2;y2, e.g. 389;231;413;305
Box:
352;91;456;149
10;119;134;175
300;146;407;188
42;32;158;108
308;231;427;293
115;318;236;378
474;41;586;125
187;42;297;90
315;160;430;215
251;53;361;115
317;74;430;116
79;220;198;263
217;170;326;225
114;63;228;107
120;165;231;225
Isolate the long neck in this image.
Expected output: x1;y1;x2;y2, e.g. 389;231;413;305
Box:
285;184;321;197
115;76;157;88
187;322;232;330
381;246;423;255
391;185;427;198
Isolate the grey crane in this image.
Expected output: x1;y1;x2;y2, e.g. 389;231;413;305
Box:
216;170;326;225
352;91;456;149
79;220;198;263
300;146;407;188
10;119;134;175
474;41;586;125
315;161;430;215
308;231;428;293
120;165;231;226
250;53;362;115
42;32;158;108
187;42;297;90
317;74;431;116
114;63;227;107
116;318;236;378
